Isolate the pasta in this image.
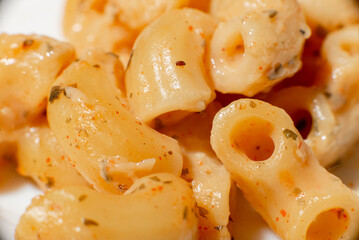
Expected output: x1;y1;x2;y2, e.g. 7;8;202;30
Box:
162;102;231;240
15;173;198;240
125;9;217;124
207;0;310;96
16;120;89;191
210;98;359;239
47;49;183;193
0;1;359;239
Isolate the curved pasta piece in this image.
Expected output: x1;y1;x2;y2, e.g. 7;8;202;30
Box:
210;99;359;240
47;50;183;193
17;121;89;191
320;25;359;110
267;86;340;168
125;9;217;124
15;173;198;240
63;0;189;64
0;34;75;132
297;0;359;31
208;0;310;96
162;102;231;240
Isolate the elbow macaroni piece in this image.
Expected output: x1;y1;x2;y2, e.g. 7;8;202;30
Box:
47;50;183;193
16;121;89;191
63;0;189;64
210;99;359;240
207;0;310;96
320;25;359;110
297;0;359;31
0;34;75;132
15;173;198;240
267;86;339;168
125;9;217;124
162;102;231;240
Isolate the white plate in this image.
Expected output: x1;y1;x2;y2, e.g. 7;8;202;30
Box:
0;1;358;240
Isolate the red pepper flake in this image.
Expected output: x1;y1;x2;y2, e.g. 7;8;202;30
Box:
46;157;51;163
152;187;157;191
259;66;263;70
176;61;186;66
116;111;119;114
158;186;163;191
276;217;279;221
168;151;173;155
189;25;193;31
280;209;287;217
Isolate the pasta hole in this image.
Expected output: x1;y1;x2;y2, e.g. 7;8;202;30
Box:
306;208;349;240
231;117;275;161
225;34;244;61
341;43;359;56
292;109;312;139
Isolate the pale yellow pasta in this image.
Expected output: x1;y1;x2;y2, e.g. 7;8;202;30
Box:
210;99;359;240
267;86;341;168
63;0;189;64
15;173;198;240
320;25;359;110
16;120;89;191
297;0;359;31
207;0;310;96
125;9;217;124
0;34;75;132
47;50;183;193
162;102;231;240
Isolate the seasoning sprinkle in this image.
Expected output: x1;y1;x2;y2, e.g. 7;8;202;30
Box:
299;29;306;35
249;101;257;108
198;206;209;219
176;60;186;66
118;184;128;192
267;10;278;18
163;180;172;184
46;177;55;188
183;206;188;220
78;194;88;202
181;168;189;175
168;151;173;155
283;129;298;140
83;218;99;226
268;63;283;80
214;225;223;231
139;183;145;190
23;39;34;48
150;176;161;182
49;86;64;103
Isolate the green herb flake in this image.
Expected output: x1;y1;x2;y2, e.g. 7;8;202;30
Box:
118;184;128;192
198;206;209;219
65;117;72;124
78;194;88;202
283;129;298;140
49;86;63;103
23;39;34;48
267;10;278;18
214;225;223;231
150;176;161;182
139;183;145;190
163;180;172;184
299;29;306;35
46;177;55;188
83;218;99;226
293;188;302;196
183;206;188;220
268;63;283;80
181;168;189;176
249;101;257;108
127;50;134;69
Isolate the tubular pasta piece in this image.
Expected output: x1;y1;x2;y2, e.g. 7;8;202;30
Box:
47;50;183;193
297;0;359;31
16;121;89;191
207;0;310;96
210;99;359;240
15;173;198;240
125;8;217;124
0;34;75;132
162;102;231;240
63;0;189;64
